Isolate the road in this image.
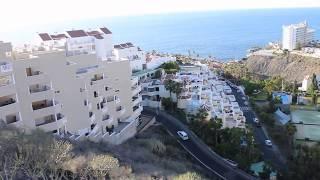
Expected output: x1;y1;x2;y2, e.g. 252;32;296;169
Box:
226;81;287;171
143;109;256;180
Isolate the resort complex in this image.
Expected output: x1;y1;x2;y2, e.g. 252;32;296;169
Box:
0;28;175;144
141;62;246;129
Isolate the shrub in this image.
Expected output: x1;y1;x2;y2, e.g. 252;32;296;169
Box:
173;172;203;180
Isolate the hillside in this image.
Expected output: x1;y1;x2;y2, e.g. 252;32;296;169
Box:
245;54;320;82
0;125;207;180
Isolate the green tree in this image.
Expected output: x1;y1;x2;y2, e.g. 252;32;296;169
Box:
164;80;182;111
259;163;273;179
285;124;297;153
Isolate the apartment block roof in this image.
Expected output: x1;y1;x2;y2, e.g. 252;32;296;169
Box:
100;27;112;34
66;30;88;38
87;30;101;36
50;34;68;40
114;45;124;49
126;42;134;47
38;33;52;41
38;27;113;41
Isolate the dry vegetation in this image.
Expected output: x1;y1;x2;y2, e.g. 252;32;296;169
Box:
245;54;320;82
0;124;207;180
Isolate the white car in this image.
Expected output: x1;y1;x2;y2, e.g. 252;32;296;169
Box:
177;131;189;140
265;140;273;147
224;158;238;168
254;118;259;123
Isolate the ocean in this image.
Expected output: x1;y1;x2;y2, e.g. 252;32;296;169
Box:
2;8;320;60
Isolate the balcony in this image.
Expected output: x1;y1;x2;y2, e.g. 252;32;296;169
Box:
90;74;104;85
132;96;142;106
116;106;125;115
5;114;19;124
35;114;56;127
99;102;107;112
26;68;43;77
32;100;55;111
102;114;111;121
132;86;142;96
0;95;16;108
29;85;51;94
89;112;95;122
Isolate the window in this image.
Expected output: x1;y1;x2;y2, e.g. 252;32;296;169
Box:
94;91;98;97
105;86;109;91
156;87;159;91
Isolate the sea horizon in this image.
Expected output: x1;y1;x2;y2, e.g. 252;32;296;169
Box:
2;7;320;60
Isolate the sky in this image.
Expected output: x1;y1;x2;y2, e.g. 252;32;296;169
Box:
1;0;319;32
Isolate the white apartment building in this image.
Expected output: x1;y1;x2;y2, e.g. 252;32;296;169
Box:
298;74;320;92
140;62;245;129
0;27;143;144
282;21;315;51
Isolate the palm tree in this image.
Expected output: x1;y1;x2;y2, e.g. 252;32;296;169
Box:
164;80;182;111
165;79;175;100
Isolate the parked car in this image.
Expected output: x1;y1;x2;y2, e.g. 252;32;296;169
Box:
254;118;259;124
177;131;189;140
265;140;273;147
224;158;238;168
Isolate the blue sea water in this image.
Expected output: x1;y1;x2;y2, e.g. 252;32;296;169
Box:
2;8;320;60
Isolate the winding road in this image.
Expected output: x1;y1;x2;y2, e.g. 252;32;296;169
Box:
142;108;256;180
226;81;287;171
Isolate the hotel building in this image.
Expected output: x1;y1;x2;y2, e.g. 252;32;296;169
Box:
282;21;315;51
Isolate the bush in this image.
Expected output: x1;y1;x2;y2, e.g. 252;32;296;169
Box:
173;172;203;180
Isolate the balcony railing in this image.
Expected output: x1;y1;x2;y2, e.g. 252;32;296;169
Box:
32;100;55;111
133;105;141;112
29;86;51;93
35;115;55;127
6;116;19;124
0;98;16;107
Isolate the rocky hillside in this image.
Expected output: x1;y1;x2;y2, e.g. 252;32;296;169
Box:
245;54;320;82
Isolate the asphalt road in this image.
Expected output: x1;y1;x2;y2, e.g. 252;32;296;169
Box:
226;81;287;171
143;109;256;180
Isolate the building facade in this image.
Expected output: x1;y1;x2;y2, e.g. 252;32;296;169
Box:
282;21;315;51
0;28;143;144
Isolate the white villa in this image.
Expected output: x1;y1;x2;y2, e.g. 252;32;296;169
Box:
140;62;246;129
